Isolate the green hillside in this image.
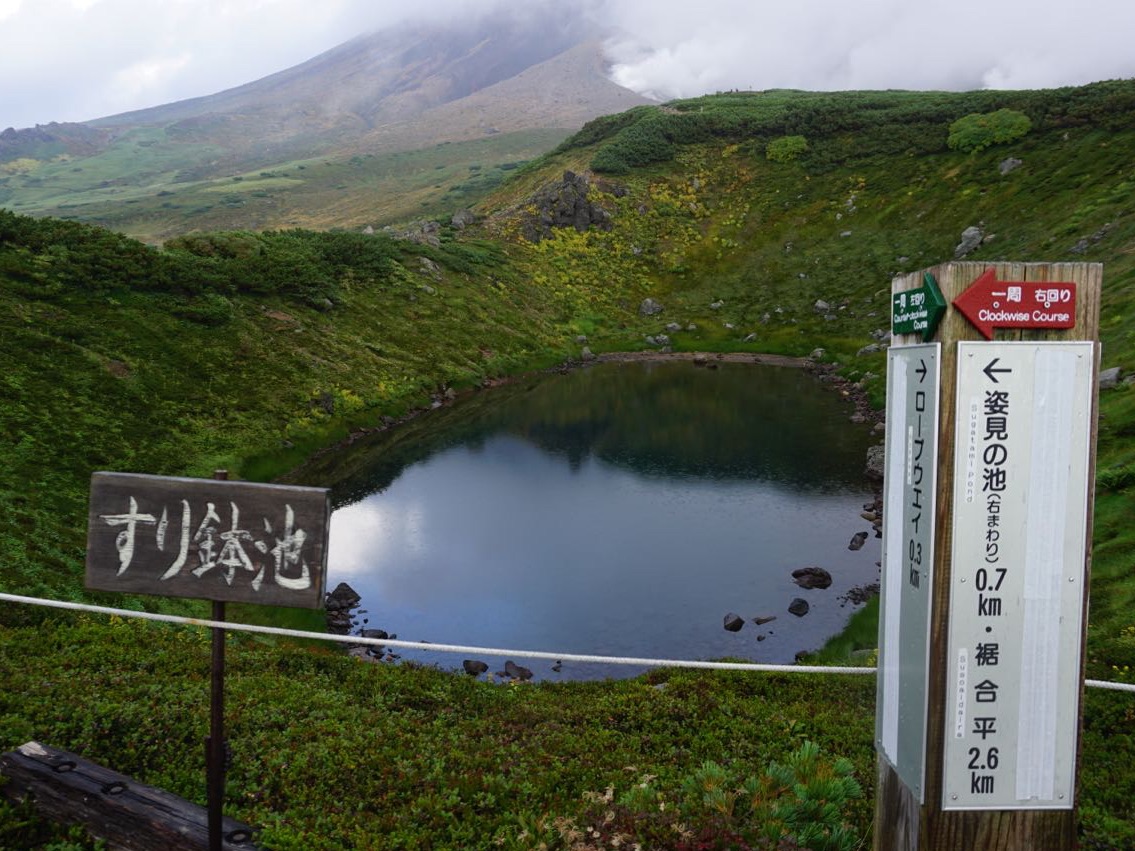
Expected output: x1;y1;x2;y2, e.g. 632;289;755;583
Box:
0;128;570;243
2;82;1134;848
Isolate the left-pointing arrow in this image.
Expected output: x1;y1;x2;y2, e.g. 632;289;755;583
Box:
983;358;1012;383
954;269;1077;339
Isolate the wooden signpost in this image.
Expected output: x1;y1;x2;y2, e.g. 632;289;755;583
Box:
875;261;1101;851
86;471;330;851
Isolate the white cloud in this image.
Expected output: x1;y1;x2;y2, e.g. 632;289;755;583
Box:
601;0;1135;98
0;0;1133;130
0;0;22;22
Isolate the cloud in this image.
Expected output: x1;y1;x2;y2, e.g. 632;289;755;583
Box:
601;0;1135;98
1;0;1133;130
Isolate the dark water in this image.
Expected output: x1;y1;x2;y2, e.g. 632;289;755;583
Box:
300;361;880;680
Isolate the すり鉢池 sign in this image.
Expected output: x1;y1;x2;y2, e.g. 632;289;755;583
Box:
86;472;330;608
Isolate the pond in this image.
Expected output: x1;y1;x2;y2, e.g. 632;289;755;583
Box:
300;359;881;681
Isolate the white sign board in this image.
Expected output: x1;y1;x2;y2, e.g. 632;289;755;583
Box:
877;344;941;803
943;341;1094;810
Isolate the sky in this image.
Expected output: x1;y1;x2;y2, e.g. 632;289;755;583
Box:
2;0;1134;131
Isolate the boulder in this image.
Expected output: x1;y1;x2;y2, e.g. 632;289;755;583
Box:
639;297;664;316
325;582;361;611
1100;367;1123;390
792;567;833;590
451;209;477;229
999;157;1023;176
723;612;745;632
463;659;489;676
849;531;869;551
954;225;984;258
865;445;886;480
788;598;810;617
504;660;534;681
752;615;777;626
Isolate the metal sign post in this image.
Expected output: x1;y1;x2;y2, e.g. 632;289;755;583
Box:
874;262;1102;851
86;470;331;850
208;470;228;851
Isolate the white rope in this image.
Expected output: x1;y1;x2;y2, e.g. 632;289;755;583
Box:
0;593;870;674
1084;678;1135;693
2;592;1133;690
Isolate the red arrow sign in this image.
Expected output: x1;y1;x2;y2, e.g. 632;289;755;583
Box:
953;270;1077;339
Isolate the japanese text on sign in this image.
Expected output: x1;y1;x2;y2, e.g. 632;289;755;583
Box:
878;344;940;804
944;342;1093;810
86;472;330;609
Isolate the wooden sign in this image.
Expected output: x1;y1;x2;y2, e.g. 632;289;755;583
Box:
875;261;1101;851
86;472;330;609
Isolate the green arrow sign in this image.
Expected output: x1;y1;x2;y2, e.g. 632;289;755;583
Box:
892;272;947;341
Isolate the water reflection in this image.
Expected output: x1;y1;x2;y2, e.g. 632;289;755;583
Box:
299;362;881;680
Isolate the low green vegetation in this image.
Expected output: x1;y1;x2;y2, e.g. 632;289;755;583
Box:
766;135;809;163
0;129;567;243
947;108;1033;152
2;80;1135;848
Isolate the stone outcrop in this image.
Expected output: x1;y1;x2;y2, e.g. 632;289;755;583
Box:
518;171;614;242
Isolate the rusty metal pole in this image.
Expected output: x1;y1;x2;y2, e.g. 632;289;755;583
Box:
207;470;228;851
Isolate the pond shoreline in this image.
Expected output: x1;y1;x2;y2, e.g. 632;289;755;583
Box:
308;349;887;672
296;349;884;470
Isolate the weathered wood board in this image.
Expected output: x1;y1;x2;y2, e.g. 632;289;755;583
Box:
0;741;259;851
86;472;330;608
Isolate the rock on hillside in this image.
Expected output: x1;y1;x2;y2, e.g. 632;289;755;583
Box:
516;170;618;242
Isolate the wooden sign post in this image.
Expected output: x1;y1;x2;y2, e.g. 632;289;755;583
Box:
874;262;1101;850
86;470;330;851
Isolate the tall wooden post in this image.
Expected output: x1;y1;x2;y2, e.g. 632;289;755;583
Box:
874;261;1102;851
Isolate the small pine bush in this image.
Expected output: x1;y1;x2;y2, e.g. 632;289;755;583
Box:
947;108;1033;152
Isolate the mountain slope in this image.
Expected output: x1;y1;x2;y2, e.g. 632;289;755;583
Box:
2;81;1135;846
0;10;649;239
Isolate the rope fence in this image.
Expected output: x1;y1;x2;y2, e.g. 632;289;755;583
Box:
2;592;1133;692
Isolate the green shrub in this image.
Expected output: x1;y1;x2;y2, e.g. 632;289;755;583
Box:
574;741;863;851
766;134;809;163
947;108;1033;152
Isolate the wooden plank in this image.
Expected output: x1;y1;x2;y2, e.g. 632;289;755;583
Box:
0;741;258;851
86;472;329;608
